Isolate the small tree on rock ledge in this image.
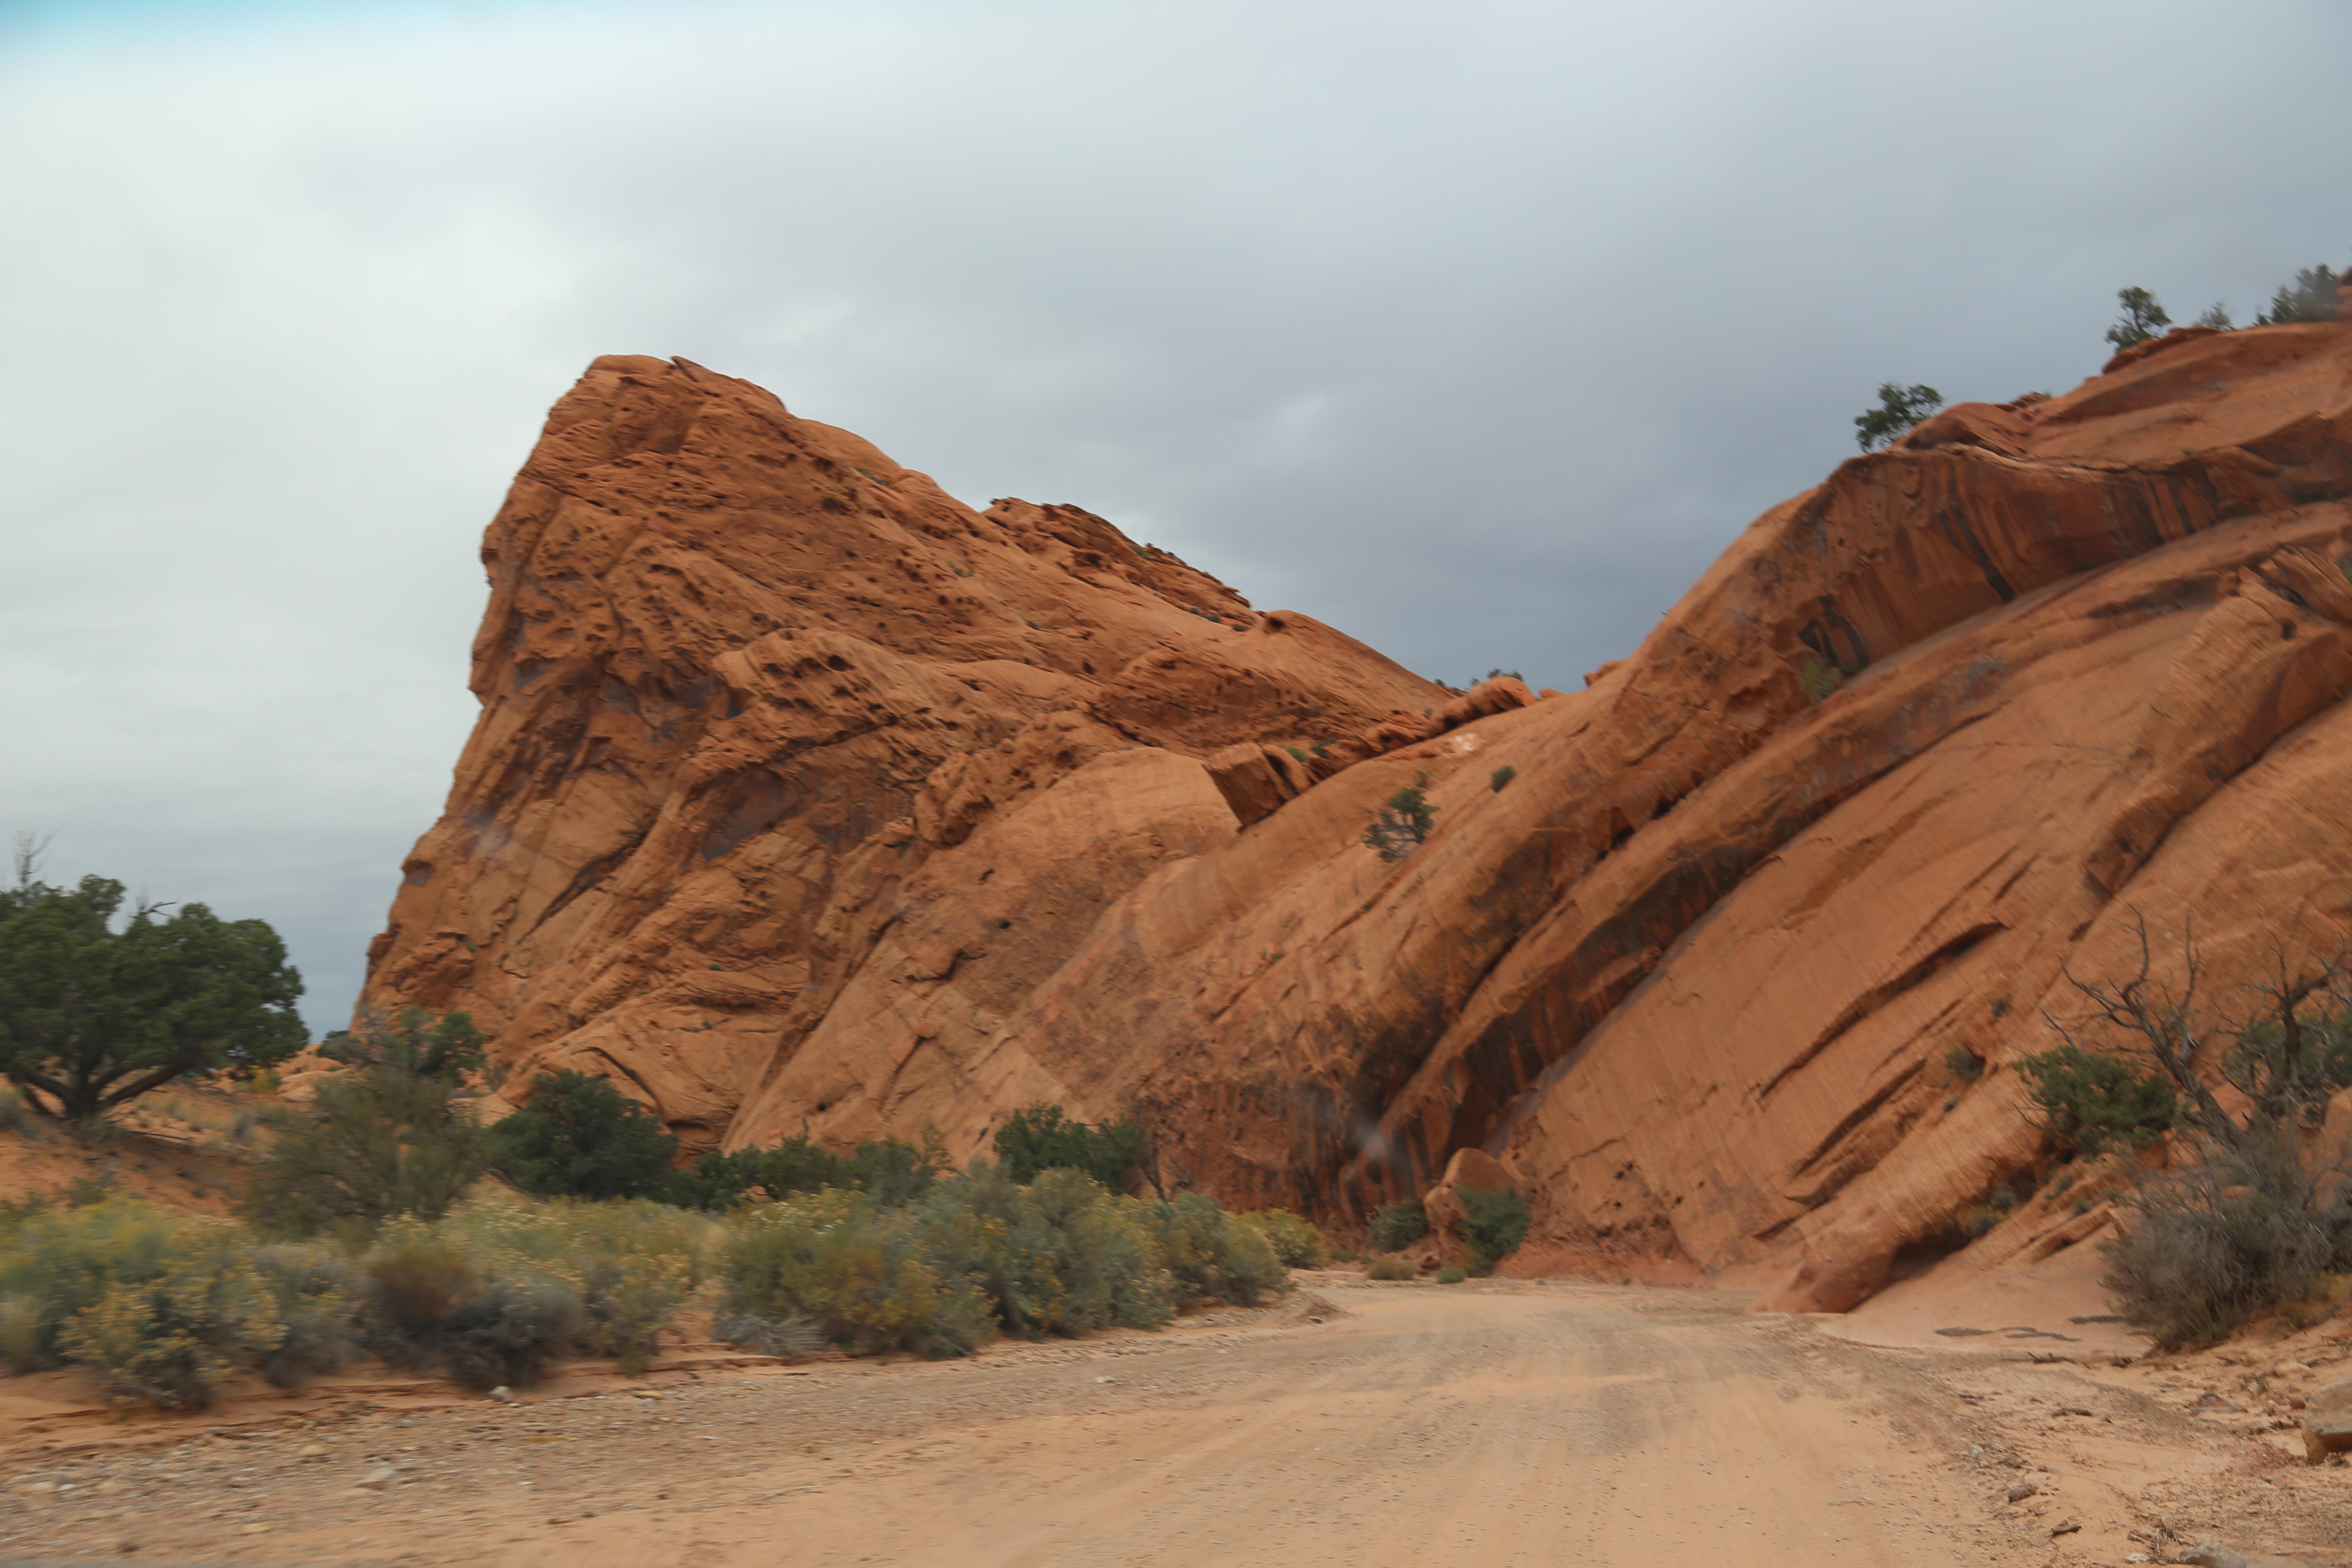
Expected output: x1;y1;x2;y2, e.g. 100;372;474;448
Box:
1853;383;1943;451
2104;286;2172;355
1364;772;1438;862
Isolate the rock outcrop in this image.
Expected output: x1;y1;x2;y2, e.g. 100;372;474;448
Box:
368;309;2352;1308
361;355;1444;1148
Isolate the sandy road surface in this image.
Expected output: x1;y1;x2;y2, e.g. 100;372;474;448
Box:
15;1276;2350;1568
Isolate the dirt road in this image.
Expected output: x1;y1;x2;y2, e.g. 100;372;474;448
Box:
3;1277;2343;1567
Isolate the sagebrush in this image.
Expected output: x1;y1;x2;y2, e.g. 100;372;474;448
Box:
1367;1201;1429;1252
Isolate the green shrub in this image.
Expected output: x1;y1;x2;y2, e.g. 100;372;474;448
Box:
1237;1208;1326;1268
2105;286;2172;354
756;1136;851;1193
917;1166;1175;1338
2016;1044;2177;1157
0;1197;214;1373
2103;1127;2352;1348
1027;1170;1175;1332
671;1133;946;1211
1436;1265;1467;1284
358;1224;585;1390
1489;766;1516;793
1942;1044;1984;1082
246;1243;362;1388
721;1191;991;1358
1366;1253;1416;1281
0;1200;365;1405
0;867;306;1123
1853;381;1944;450
1366;1201;1428;1253
992;1105;1144;1189
56;1250;284;1410
2195;302;2234;330
839;1135;950;1208
1364;772;1437;862
915;1169;1068;1339
1079;1198;1182;1330
1459;1188;1531;1274
0;1198;305;1409
1142;1193;1287;1306
2256;264;2340;325
487;1070;680;1202
668;1146;778;1211
242;1009;490;1238
425;1199;706;1375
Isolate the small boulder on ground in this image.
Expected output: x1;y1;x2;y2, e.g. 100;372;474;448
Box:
2302;1376;2352;1464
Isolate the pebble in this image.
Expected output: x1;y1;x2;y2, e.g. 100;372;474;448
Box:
356;1466;398;1492
2005;1482;2037;1503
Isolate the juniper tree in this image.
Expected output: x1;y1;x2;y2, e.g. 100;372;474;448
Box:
0;851;304;1122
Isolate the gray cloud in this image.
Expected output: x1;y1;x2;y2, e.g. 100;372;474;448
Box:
3;0;2346;1032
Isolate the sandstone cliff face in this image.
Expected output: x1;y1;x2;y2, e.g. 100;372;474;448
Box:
370;313;2352;1305
361;355;1444;1147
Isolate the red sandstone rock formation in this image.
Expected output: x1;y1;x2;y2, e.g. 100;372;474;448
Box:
369;312;2352;1309
361;355;1444;1148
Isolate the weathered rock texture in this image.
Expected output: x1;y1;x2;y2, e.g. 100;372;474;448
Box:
362;355;1445;1148
369;312;2352;1306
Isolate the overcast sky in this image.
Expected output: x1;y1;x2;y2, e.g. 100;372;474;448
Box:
3;0;2346;1035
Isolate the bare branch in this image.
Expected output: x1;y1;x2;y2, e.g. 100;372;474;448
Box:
9;832;51;891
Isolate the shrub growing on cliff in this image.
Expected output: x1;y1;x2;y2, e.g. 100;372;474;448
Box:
992;1104;1144;1189
1852;382;1944;451
2256;264;2340;325
0;857;306;1124
2015;1044;2177;1158
2104;286;2172;354
242;1008;490;1239
2049;927;2352;1345
487;1069;680;1202
1458;1188;1531;1274
1367;1201;1428;1253
1365;1253;1416;1281
1365;773;1438;862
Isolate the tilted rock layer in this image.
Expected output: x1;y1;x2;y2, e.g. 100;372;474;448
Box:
368;312;2352;1303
